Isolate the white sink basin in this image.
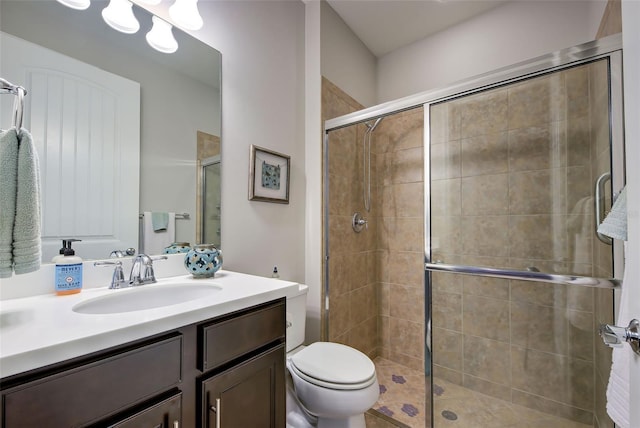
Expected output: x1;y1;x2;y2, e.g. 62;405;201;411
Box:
72;283;222;314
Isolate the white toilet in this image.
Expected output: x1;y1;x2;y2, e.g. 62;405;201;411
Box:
286;284;379;428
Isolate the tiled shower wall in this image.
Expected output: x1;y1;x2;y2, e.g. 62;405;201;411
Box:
430;60;614;426
323;77;426;372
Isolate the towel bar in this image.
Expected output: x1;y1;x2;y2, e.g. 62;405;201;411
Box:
138;212;190;219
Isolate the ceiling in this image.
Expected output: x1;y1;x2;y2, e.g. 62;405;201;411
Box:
326;0;510;57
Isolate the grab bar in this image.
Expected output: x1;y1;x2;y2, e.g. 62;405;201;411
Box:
425;262;620;289
595;172;613;245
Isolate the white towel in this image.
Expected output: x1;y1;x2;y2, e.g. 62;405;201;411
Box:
606;242;631;428
141;211;175;254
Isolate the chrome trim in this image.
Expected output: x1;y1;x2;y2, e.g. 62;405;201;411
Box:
325;34;622;132
425;262;620;289
595;172;613;245
322;130;331;340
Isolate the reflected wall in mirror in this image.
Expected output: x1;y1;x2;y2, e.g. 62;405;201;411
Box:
0;0;221;262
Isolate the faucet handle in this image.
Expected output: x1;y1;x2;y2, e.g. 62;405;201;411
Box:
130;254;168;285
94;260;127;289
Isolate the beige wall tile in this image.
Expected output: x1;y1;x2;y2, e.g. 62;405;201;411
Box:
461;132;508;177
461;216;510;257
431;270;463;295
388;251;424;287
433;365;463;386
511;389;594;425
510;281;594;312
349;316;378;357
566;117;591;167
463;335;511;385
462;173;509;215
462;275;509;300
508;73;566;129
433;291;462;332
463;374;512;402
462;295;510;342
381;182;423;218
430;141;461;180
508;214;568;260
351;284;377;326
431;178;461;217
390;284;424;322
431;215;461;256
508;123;566;171
511;346;594;410
389;317;424;360
432;327;462;371
509;169;567;215
459;88;508;138
510;301;593;359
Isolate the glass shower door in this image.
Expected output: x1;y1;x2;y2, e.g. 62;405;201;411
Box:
428;58;619;427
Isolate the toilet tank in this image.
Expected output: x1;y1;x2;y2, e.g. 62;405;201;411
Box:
286;284;308;352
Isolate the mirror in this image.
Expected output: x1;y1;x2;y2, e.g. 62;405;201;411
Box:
0;0;221;261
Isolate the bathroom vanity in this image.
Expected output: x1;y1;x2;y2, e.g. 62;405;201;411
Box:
0;268;295;427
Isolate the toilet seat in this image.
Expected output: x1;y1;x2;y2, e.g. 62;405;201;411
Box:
288;342;376;390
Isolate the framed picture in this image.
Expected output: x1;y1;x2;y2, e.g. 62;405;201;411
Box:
249;145;290;204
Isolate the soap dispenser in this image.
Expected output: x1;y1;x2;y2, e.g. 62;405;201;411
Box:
54;239;83;295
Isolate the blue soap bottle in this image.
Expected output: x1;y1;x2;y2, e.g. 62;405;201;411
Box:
53;239;83;296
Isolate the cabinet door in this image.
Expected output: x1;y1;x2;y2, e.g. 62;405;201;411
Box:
109;392;182;428
202;344;285;428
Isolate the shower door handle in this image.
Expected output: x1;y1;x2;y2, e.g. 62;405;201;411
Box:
595;172;613;245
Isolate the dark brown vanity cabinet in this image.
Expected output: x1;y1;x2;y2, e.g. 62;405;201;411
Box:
198;299;286;427
0;298;286;428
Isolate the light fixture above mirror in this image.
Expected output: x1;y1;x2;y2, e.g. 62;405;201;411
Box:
146;16;178;53
55;0;90;10
102;0;140;34
55;0;203;54
169;0;203;31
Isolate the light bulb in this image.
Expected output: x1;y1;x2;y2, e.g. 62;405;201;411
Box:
102;0;140;34
146;16;178;53
55;0;91;10
168;0;203;31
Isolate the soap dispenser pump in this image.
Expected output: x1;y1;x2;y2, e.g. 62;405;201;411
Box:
271;266;279;279
54;239;83;295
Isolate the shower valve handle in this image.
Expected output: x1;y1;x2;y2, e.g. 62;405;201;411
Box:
352;212;368;233
599;319;640;355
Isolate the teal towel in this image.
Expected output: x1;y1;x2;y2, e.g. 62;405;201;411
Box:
152;212;169;232
13;128;41;275
0;128;19;278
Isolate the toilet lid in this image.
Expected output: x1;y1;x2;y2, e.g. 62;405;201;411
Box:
289;342;376;389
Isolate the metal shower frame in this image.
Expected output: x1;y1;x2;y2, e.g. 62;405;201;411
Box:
322;33;624;426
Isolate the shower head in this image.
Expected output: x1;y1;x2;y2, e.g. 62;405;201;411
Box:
365;117;383;133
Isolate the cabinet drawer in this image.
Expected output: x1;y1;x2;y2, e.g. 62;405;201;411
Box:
199;299;285;371
2;333;182;427
109;392;182;428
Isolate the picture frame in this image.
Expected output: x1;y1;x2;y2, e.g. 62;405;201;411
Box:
249;145;290;204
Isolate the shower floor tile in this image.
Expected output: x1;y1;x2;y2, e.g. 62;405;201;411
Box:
372;357;592;428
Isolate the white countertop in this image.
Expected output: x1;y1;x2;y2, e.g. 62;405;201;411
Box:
0;270;300;378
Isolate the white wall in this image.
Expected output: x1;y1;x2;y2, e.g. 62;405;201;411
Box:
178;1;307;283
621;0;640;424
320;0;377;107
377;0;607;102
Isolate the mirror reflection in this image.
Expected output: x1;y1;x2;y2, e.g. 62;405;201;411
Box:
0;0;222;262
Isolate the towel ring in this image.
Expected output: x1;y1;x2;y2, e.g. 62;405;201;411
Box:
12;87;25;130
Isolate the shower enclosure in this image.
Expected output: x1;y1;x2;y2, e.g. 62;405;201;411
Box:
323;35;624;428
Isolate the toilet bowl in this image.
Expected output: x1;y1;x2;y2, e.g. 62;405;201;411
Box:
286;285;379;428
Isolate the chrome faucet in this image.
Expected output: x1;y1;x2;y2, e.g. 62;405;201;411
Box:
129;254;168;286
94;260;128;289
